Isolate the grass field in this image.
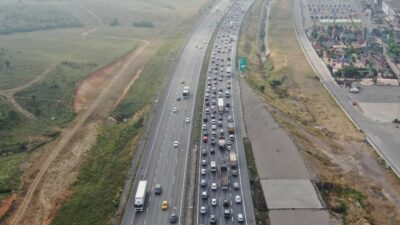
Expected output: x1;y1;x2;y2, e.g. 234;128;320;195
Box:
0;0;209;206
49;0;210;223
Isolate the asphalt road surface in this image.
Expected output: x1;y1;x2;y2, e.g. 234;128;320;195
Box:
196;1;256;225
293;0;400;177
121;1;238;225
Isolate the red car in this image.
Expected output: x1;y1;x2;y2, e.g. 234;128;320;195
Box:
203;136;208;142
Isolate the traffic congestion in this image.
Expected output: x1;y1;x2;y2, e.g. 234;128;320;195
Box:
197;1;251;224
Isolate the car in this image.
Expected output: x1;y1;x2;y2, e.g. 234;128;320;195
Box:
202;149;207;156
229;135;235;141
203;136;209;142
173;141;179;148
201;168;206;175
202;124;207;130
155;184;162;195
202;191;208;199
162;200;169;210
235;195;242;203
169;213;178;223
177;96;181;101
200;206;207;214
201;179;207;187
223;199;230;207
232;169;238;176
210;148;215;154
185;117;191;123
211;125;217;130
210;215;217;224
203;117;208;123
237;213;244;223
233;182;240;190
202;159;207;166
224;209;230;218
203;130;209;136
211;183;217;191
172;107;178;113
211;198;217;206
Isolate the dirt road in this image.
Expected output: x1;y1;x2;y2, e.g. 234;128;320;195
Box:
0;67;53;119
8;40;153;225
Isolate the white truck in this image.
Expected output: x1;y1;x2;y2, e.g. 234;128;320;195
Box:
229;152;238;168
134;180;147;212
183;86;190;98
218;98;224;113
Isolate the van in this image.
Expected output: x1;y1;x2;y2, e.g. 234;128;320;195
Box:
211;161;216;172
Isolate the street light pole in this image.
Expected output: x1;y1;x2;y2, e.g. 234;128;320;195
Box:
396;96;400;128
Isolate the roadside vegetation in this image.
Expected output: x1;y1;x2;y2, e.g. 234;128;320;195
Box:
238;0;400;224
243;138;269;225
238;1;270;225
51;116;144;225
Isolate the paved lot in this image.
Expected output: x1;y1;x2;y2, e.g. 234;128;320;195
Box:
261;180;323;209
240;78;310;180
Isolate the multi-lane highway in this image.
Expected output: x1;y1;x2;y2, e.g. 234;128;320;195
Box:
196;1;255;225
121;1;238;225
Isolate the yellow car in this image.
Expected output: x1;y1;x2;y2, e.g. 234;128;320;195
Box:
162;200;169;210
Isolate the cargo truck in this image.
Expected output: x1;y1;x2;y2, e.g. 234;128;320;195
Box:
218;98;224;113
219;161;229;190
229;152;237;168
134;180;147;212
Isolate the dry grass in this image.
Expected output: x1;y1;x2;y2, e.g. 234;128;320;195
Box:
237;0;400;224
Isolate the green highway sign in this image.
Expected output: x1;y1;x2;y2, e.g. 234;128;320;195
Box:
239;57;248;71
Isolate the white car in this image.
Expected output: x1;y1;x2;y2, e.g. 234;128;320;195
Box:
211;198;217;206
200;206;207;214
237;213;244;222
235;195;242;203
185;117;191;123
172;107;178;113
173;141;179;148
201;168;206;176
211;183;217;191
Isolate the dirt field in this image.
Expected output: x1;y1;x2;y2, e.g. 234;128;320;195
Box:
238;0;400;224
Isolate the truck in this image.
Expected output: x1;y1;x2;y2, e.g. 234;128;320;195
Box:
229;152;238;168
218;98;224;113
218;136;226;149
134;180;147;212
183;86;190;98
227;122;235;133
219;161;229;190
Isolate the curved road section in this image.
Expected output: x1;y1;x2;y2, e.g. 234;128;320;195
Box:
121;1;237;225
292;0;400;178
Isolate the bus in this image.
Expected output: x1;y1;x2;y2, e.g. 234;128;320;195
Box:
183;86;190;98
